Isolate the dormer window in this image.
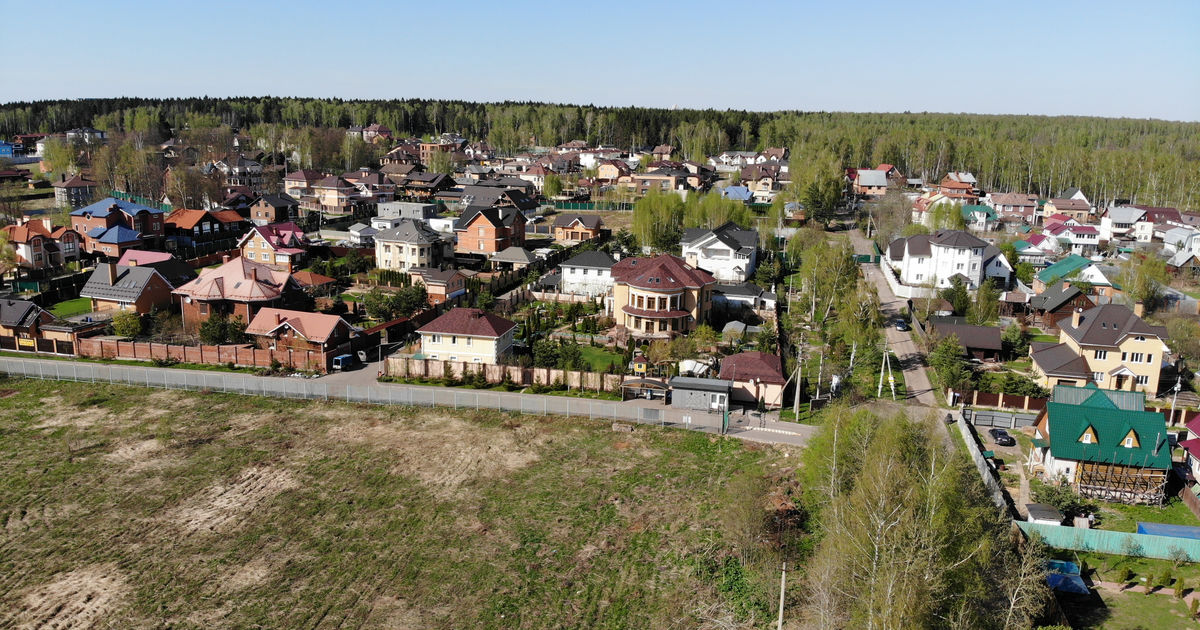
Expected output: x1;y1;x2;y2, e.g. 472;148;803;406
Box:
1124;437;1134;448
1081;433;1092;444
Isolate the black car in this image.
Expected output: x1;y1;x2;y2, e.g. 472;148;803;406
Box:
894;319;910;332
988;428;1017;447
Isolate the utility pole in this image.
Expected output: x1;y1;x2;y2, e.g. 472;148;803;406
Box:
886;348;896;400
776;561;787;630
815;352;824;401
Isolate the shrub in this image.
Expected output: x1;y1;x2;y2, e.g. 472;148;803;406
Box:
111;310;144;338
151;357;180;367
1118;567;1133;586
1174;575;1185;599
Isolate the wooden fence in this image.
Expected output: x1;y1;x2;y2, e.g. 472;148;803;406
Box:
0;335;74;355
385;356;623;392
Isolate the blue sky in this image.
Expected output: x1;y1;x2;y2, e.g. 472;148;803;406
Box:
3;0;1198;121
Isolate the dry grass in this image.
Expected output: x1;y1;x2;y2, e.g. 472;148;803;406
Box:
0;377;799;628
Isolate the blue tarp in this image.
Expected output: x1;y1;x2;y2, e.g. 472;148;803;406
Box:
1136;522;1200;540
1046;559;1080;576
1046;573;1090;595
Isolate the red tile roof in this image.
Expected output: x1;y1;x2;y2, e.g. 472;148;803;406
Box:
418;307;516;338
719;351;786;384
245;308;350;343
611;255;715;291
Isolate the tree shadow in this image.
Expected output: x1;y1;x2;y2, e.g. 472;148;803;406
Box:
1054;590;1112;629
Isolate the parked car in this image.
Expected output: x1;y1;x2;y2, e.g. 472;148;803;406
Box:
988;428;1016;447
331;353;357;371
894;319;910;332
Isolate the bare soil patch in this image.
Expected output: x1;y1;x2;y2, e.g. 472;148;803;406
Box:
9;564;129;629
363;596;429;629
33;396;107;429
170;466;299;537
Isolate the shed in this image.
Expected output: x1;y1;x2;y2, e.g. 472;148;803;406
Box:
669;376;732;412
1025;503;1064;526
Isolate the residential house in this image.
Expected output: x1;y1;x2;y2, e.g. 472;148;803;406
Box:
70;198;166;253
65;127;106;144
1029;385;1169;504
713;282;777;312
1025;233;1061;258
938;172;979;203
911;192;952;226
707;151;760;168
238;222;310;271
559;250;616;296
282;169;325;199
719;351;786;409
250;194;300;226
361;124;393;144
455;206;527;255
1098;205;1154;243
1033;254;1093;293
212;154;264;190
173;256;304;331
342;168;396;203
611;255;716;340
245;308;359;353
374;201;438;227
0;298;54;342
0;218;82;270
961;204;999;232
596;159;632;181
929;320;1003;361
1011;240;1047;266
51;173;98;208
985;192;1039;224
1168;249;1200;277
346;223;376;246
394;172;455;199
553;214;604;243
304;175;360;217
651;144;674;161
886;230;1012;289
115;250;198;288
79;262;175;314
853;169;888;197
1044;221;1100;256
1162;226;1200;256
680;221;758;283
417;307;517;364
1030;304;1169;394
1029;282;1095;330
409;267;467;305
875;163;903;182
164;208;249;248
1042;198;1091;224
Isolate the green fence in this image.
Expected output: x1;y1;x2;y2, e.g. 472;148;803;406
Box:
552;201;633;212
110;190;173;212
1018;521;1200;562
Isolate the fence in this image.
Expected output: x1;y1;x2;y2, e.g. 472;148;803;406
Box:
954;412;1016;517
385;356;624;392
0;357;749;438
950;389;1048;413
0;336;74;355
1018;521;1200;562
963;408;1039;429
878;263;935;299
551;201;633;212
74;337;362;373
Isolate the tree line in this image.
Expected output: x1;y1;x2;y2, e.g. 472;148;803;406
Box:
2;96;1195;209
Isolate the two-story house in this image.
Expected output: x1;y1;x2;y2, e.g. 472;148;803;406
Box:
680;222;759;283
553;214;604;243
1098;205;1154;243
238;222;310;271
886;230;1011;289
559;250;617;296
282;169;325;199
1042;198;1091;224
985;192;1039;223
409;267;467;305
173;256;305;331
374;219;448;271
70;198;166;253
0;218;82;270
417;307;517;364
164;208;249;248
1031;304;1169;394
0;298;54;342
938;172;979;203
51;173;98;209
611;254;716;340
1045;221;1100;256
852;169;888;197
79;262;176;314
250;194;300;226
212;154;264;190
455;206;527;254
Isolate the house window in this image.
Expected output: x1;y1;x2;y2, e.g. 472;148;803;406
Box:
430;334;441;343
1128;352;1144;363
1092;372;1105;383
956;263;964;270
1081;432;1092;444
451;336;457;344
478;227;485;236
1135;375;1149;386
473;357;481;363
1135;335;1145;341
1094;350;1107;360
465;337;472;346
1146;354;1153;364
246;252;255;260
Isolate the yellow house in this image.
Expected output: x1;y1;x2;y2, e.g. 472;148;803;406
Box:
417;307;517;365
610;255;715;340
1030;304;1169;394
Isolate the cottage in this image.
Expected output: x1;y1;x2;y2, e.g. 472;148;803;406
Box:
719;351;786;409
886;230;1011;289
680;221;758;283
0;298;54;341
250;194;300;226
611;255;716;340
454;205;527;254
374;219;448;271
1029;282;1095;330
553;214;604;243
559;250;616;297
1030;304;1169;394
409;268;467;305
79;262;176;314
245;308;359;352
238;222;310;271
51;173;98;209
173;257;304;331
417;307;517;365
0;218;82;270
853;169;888;197
929;320;1003;361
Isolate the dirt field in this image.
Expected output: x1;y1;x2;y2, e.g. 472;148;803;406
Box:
0;377;803;629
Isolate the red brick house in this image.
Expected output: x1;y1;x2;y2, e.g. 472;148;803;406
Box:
245;308;358;352
454;206;527;254
172;257;304;331
553;214;604;242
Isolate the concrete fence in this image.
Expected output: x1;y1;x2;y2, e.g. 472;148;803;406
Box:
878;263;936;299
955;413;1016;517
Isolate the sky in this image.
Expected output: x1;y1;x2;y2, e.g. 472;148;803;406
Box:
2;0;1198;121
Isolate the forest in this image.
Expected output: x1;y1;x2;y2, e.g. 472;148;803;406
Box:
1;96;1196;210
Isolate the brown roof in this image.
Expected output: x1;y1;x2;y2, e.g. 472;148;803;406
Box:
610;255;715;291
1049;198;1089;212
291;270;336;288
52;173;97;189
418;307;516;338
173;257;294;303
245;308;351;343
719;351;786;384
284;169;325;182
1058;304;1167;348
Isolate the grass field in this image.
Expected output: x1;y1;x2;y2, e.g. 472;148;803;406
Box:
577;344;623;372
0;377;802;628
1096;497;1200;533
49;297;92;318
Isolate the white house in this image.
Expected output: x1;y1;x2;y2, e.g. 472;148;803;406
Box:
347;223;377;246
1045;223;1100;256
886;229;1011;289
680;222;758;283
1099;206;1154;243
559;250;616;296
1163;226;1200;255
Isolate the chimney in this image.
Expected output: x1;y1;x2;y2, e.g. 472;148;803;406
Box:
1071;307;1083;328
128;259;138;267
222;255;231;263
275;312;282;324
60;173;66;183
106;263;117;285
1133;302;1145;318
250;266;258;282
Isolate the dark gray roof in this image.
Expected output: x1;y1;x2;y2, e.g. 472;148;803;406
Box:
892;233;932;257
930;320;1002;351
1058;304;1167;348
0;298;45;328
681;221;758;253
1030;282;1083;313
715;282;767;298
561;250;616;269
458;205;525;230
1025;503;1064;522
553;214;602;229
256;193;298;208
669;376;733;392
375;219;443;245
930;229;988;249
410;267;461;285
1030;342;1092;379
142;259;198;288
491;246;537;264
80;264;165;303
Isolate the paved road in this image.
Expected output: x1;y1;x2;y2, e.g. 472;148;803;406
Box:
847;230;938;406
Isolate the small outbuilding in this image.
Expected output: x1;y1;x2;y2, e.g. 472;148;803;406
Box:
1025;503;1064;526
669;376;732;412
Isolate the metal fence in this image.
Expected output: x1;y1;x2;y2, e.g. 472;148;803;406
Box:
964;408;1039;429
0;358;752;437
1018;521;1200;562
954;412;1016;517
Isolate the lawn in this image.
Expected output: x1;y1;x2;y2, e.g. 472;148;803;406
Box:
1091;589;1193;629
1049;549;1199;628
49;297;92;318
1095;497;1200;533
0;377;801;628
577;344;623;372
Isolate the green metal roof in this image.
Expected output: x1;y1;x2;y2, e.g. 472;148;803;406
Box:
962;204;997;220
1013;240;1033;250
1037;254;1091;284
1045;401;1171;469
